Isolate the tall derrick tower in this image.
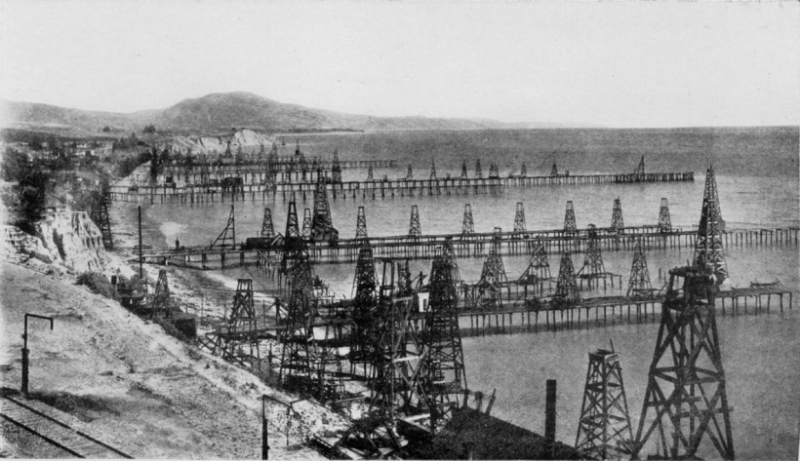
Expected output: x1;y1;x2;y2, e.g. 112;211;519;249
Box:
461;161;468;179
658;198;672;233
632;267;734;460
477;234;508;309
221;279;261;369
462;204;475;235
429;158;437;180
331;149;343;184
310;179;338;241
513;202;527;233
577;224;609;290
475;159;483;179
626;239;653;299
280;199;308;274
355;206;369;241
350;246;378;378
261;208;275;239
564;201;577;234
409;205;421;236
209;205;236;249
519;239;551;288
302;208;312;239
279;261;320;392
693;166;728;284
552;251;579;309
611;198;624;233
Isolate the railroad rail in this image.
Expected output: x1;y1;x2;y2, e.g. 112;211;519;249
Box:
0;390;132;459
136;225;798;269
107;171;694;204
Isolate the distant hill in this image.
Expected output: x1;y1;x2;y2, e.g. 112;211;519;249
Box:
0;92;578;137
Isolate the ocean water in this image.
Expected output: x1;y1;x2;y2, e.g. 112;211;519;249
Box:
116;127;800;458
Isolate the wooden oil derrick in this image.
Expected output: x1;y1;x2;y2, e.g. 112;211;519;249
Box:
199;154;210;185
367;164;374;182
551;161;559;177
578;225;609;289
209;205;236;249
355;206;369;241
611;198;624;233
461;161;468;179
302;208;312;239
409;205;421;237
575;348;634;460
462;204;475;235
430;158;437;180
552;251;579;308
91;180;113;250
279;261;321;393
521;162;527;177
693;166;728;285
280;200;309;274
477;235;508;310
633;156;645;181
632;267;734;460
350;246;378;378
150;269;171;318
488;163;500;178
396;259;414;297
422;246;467;427
513;202;526;233
658;198;672;232
331;149;343;184
406;164;413;180
475;159;483;179
261;208;275;239
202;279;261;370
368;260;428;417
519;239;551;287
626;239;655;300
264;145;278;193
311;179;338;241
564;201;577;234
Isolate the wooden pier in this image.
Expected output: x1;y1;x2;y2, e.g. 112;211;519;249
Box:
136;224;799;269
108;171;694;204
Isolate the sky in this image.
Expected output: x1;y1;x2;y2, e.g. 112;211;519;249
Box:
0;0;798;128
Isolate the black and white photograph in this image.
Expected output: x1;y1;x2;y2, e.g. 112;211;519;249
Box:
0;0;798;459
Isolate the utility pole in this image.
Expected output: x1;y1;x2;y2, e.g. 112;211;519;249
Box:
138;205;143;278
22;314;54;395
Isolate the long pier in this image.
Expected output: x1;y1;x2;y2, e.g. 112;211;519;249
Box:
108;171;694;204
136;224;799;269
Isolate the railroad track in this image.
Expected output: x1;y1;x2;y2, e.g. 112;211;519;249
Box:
0;390;132;459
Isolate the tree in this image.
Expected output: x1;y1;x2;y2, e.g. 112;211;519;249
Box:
143;125;157;134
102;126;111;132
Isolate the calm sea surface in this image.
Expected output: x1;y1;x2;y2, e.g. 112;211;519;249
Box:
117;127;799;459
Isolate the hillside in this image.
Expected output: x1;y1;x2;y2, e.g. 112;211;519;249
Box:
0;92;564;136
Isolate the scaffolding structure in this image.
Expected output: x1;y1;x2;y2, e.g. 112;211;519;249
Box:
564;201;577;234
658;198;672;233
280;200;308;274
611;198;624;233
518;239;552;296
577;224;614;290
575;349;634;460
552;251;579;309
350;246;378;378
279;261;322;394
302;208;312;239
693;166;728;285
513;202;526;233
462;204;474;235
632;267;735;460
201;279;261;370
409;205;421;237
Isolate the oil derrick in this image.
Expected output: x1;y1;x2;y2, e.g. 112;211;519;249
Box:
632;267;734;460
409;205;421;237
279;261;320;391
475;159;483;179
302;208;312;239
519;239;551;284
575;349;634;460
331;149;343;184
611;198;624;233
520;162;527;177
551;161;559;177
658;198;672;232
626;239;653;299
461;161;468;179
367;164;374;182
422;248;467;427
513;202;526;233
261;208;275;239
209;205;236;249
462;204;474;235
477;234;508;309
350;246;378;377
578;225;608;289
92;179;113;250
369;260;427;417
406;164;413;180
564;201;577;234
633;156;645;181
396;259;414;297
310;179;338;241
235;145;245;175
488;163;499;178
150;269;171;317
281;200;309;274
221;279;261;369
264;145;277;192
430;158;437;180
552;251;579;308
693;166;728;284
199;154;210;185
355;206;369;241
